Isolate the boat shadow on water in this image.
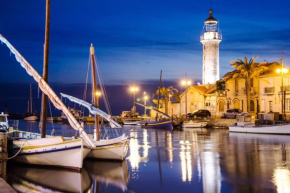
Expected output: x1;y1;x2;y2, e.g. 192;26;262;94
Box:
84;159;130;192
7;163;92;193
7;159;130;193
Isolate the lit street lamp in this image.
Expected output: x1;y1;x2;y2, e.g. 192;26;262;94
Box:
130;86;139;111
276;64;289;120
181;77;192;115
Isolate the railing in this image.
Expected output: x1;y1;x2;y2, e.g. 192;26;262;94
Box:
250;87;257;95
281;86;290;92
217;90;226;97
264;87;275;94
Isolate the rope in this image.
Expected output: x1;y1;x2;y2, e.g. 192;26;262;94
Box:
0;139;27;162
48;99;56;136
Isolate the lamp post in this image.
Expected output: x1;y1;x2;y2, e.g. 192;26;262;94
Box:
276;62;288;121
143;92;148;117
181;77;192;115
130;86;139;112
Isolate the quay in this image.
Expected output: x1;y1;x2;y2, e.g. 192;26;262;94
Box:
0;178;15;193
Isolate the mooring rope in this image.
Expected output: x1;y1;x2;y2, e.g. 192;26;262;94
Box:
0;139;27;162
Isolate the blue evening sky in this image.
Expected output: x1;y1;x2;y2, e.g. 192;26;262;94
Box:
0;0;290;85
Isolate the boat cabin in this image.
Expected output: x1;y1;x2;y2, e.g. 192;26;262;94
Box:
0;112;9;131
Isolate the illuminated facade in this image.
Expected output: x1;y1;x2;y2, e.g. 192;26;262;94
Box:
200;9;222;84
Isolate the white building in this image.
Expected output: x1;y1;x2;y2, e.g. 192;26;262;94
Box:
200;9;222;85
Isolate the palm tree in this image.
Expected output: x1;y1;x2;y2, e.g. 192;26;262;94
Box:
230;56;268;112
152;86;179;114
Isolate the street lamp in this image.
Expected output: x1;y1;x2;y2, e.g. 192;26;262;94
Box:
180;78;192;115
130;86;139;111
276;65;289;120
143;92;148;117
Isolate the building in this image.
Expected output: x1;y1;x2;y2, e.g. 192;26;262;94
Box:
216;61;289;117
200;9;222;85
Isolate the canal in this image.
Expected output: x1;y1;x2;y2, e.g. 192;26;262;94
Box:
5;121;290;192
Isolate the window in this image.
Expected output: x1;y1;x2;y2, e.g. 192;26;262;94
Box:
261;99;265;112
269;101;273;112
286;99;290;111
219;100;225;112
250;100;255;112
235;79;238;92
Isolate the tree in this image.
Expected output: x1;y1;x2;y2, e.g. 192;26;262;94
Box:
152;86;179;114
230;56;268;112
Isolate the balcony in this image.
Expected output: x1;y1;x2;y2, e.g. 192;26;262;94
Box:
264;87;275;94
217;90;226;97
250;87;257;95
281;85;290;92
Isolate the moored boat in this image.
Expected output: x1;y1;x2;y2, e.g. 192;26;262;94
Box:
0;34;95;169
139;119;172;128
182;120;207;128
87;134;130;160
0;112;9;131
229;112;290;134
9;130;91;169
123;121;139;125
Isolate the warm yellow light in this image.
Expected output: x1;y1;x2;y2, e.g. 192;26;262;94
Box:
95;91;101;96
276;68;289;74
144;95;148;100
130;86;139;92
181;79;191;86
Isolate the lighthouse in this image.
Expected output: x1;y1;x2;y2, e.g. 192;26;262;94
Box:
200;9;222;85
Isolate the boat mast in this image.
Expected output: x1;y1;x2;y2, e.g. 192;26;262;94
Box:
156;70;162;121
40;0;50;138
90;44;100;141
30;84;33;114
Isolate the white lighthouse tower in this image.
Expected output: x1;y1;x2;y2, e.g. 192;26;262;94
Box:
200;9;222;85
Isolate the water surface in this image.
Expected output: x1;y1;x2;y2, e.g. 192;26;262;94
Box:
7;121;290;193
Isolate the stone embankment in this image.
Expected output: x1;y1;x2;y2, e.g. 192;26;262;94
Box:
207;118;237;128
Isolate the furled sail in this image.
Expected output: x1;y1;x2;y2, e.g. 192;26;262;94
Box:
60;93;121;128
0;34;95;148
135;102;173;120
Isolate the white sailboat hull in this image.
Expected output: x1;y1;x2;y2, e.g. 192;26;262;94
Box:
12;136;91;169
24;115;39;121
182;121;207;128
229;124;290;134
123;121;138;125
87;134;130;160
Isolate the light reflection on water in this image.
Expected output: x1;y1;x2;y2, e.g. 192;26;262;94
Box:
6;121;290;192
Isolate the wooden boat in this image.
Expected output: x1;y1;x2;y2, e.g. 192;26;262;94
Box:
23;84;39;121
60;44;129;161
88;134;130;160
135;71;173;129
0;34;95;169
8;164;92;192
182;120;207;128
8;130;91;169
139;119;172;128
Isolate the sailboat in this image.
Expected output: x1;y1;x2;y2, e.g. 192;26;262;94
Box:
23;84;39;121
137;70;173;129
0;34;94;169
60;44;130;161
